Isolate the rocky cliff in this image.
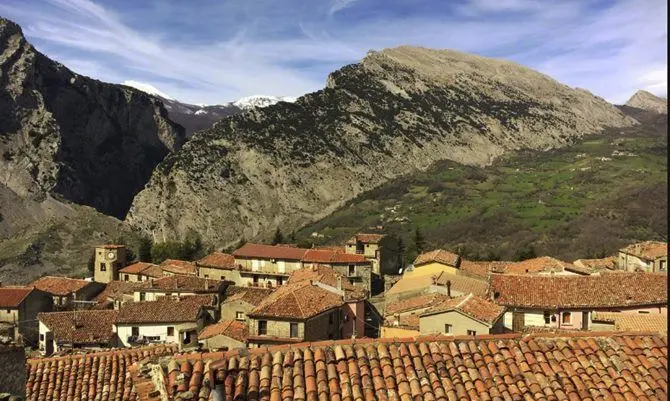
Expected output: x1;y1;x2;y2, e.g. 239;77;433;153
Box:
0;17;184;218
127;46;634;246
625;90;667;114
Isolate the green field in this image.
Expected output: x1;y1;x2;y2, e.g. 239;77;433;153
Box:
296;122;668;263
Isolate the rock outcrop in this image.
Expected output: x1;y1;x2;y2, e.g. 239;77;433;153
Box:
625;90;667;114
127;46;634;246
0;17;184;218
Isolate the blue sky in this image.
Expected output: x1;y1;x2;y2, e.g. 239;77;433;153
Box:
1;0;666;104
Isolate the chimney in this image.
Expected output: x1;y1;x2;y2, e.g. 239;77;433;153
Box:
337;275;342;291
205;280;209;291
446;280;452;298
431;276;437;285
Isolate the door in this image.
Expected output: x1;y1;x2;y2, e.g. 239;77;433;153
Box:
581;312;589;330
45;332;54;355
512;312;525;332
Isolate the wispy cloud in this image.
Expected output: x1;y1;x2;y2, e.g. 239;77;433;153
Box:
0;0;665;104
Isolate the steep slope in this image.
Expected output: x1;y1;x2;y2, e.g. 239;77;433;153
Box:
127;46;634;246
0;17;184;218
625;90;667;114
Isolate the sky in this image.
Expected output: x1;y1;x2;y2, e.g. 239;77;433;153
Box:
1;0;666;105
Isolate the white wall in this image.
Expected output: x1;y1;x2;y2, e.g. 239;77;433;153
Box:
38;321;56;355
114;323;183;347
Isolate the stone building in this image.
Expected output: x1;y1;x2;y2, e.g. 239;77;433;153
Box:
93;245;127;283
618;241;667;273
0;286;52;346
198;320;248;351
419;294;506;336
29;276;104;310
38;309;119;355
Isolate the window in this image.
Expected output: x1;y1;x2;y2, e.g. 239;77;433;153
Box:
638;311;651;314
277;277;283;286
100;263;106;271
562;312;572;324
543;311;551;324
659;260;666;272
139;292;146;301
444;324;452;334
6;309;10;313
236;311;245;321
167;326;174;336
132;327;139;336
204;274;209;279
39;334;44;341
343;312;349;322
253;275;259;284
124;274;129;281
290;323;299;338
467;330;476;336
258;320;267;335
348;265;355;276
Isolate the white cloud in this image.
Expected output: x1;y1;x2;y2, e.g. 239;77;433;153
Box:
328;0;359;16
122;80;174;100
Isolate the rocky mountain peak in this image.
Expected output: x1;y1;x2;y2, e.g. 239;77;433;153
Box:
625;90;667;114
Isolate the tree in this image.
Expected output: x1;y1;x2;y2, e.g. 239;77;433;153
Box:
114;236;136;263
151;241;186;263
271;228;285;245
288;231;296;243
87;250;95;275
138;236;152;262
512;244;536;262
413;228;426;254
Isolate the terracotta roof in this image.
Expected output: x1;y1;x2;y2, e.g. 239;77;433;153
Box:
139;332;668;401
196;252;236;269
0;286;34;307
593;312;668;333
199;320;248;342
25;345;176;401
233;243;307;260
29;276;91;295
345;233;385;244
490;272;668;308
287;265;365;300
386;313;421;330
145;275;224;293
116;295;215;324
302;249;369;264
119;262;157;274
223;286;275;306
433;271;489;297
93;281;146;303
492;256;585;275
159;259;196;275
422;294;506;325
414;249;460;267
313;245;346;253
38;310;118;345
249;281;344;320
573;256;617;270
385;293;449;315
457;259;493;278
620;241;668;260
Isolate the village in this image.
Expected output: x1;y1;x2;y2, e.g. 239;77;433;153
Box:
0;234;667;397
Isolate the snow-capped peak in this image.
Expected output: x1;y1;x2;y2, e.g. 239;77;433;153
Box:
233;95;297;110
122;80;174;100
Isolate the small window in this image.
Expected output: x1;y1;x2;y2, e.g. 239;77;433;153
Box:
638;311;650;314
132;327;139;336
253;275;259;284
100;263;106;271
258;320;267;335
139;292;146;301
277;277;283;286
467;330;476;336
348;265;355;276
562;312;572;324
543;311;551;324
167;326;174;336
39;334;44;341
236;311;245;320
124;274;129;281
444;324;452;334
551;315;557;322
290;322;299;338
204;274;209;279
6;309;10;313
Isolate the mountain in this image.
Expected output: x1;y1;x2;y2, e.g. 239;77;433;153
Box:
625;90;667;114
0;17;184;219
127;46;634;246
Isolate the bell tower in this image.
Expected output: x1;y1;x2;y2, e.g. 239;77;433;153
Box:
94;245;127;283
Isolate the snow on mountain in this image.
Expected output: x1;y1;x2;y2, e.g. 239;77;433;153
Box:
233;95;297;110
122;80;174;100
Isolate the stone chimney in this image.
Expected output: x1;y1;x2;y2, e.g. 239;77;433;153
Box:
446;280;452;298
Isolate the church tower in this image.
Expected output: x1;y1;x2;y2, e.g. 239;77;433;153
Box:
93;245;127;283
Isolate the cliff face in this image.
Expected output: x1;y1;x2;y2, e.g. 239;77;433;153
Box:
0;17;184;218
127;46;633;245
625;90;667;114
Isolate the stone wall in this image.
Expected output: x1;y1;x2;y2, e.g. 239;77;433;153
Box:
0;344;25;397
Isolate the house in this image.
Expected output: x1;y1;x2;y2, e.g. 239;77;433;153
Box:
591;311;667;333
573;256;617;271
618;241;667;273
198;320;248;351
419;293;506;336
0;286;52;345
408;249;462;278
489;272;667;332
133;275;227;304
93;244;127;283
114;294;217;348
302;249;373;292
118;262;164;282
246;281;345;347
159;259;197;276
127;332;667;401
29;276;104;310
220;286;274;322
92;280;147;309
287;265;367;339
385;270;489;304
381;293;449;338
232;243;307;287
37;309;119;355
490;256;594;275
344;233;401;276
196;252;239;281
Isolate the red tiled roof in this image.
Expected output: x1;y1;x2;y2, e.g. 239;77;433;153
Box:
223;286;275;306
573;256;617;270
145;275;224;293
38;310;118;345
288;265;360;295
490;272;668;308
140;332;668;401
233;243;308;260
592;312;668;333
93;281;146;303
345;233;385;244
116;295;215;324
25;345;176;401
620;241;668;260
385;313;421;330
492;256;579;275
199;320;248;342
159;259;196;275
433;271;489;297
249;281;344;320
457;259;493;278
302;249;369;264
0;286;34;307
422;294;506;325
385;293;449;315
119;262;156;274
196;252;236;269
414;249;460;267
29;276;91;295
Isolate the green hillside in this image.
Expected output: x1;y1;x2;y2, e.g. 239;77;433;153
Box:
296;120;667;265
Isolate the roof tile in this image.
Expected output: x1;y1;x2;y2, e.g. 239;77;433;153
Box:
38;310;118;345
29;276;91;295
199;320;248;342
249;281;344;319
0;286;34;307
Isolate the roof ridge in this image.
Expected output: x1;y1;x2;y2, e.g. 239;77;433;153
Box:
454;293;473;309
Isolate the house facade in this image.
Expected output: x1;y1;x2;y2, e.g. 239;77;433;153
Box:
132;275;226;305
196;252;239;281
220;286;274;322
233;243;307;288
419;294;506;336
198;320;248;351
118;262;163;282
30;276;104;310
0;287;53;345
618;241;667;273
302;249;373;293
37;310;119;355
344;233;401;276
